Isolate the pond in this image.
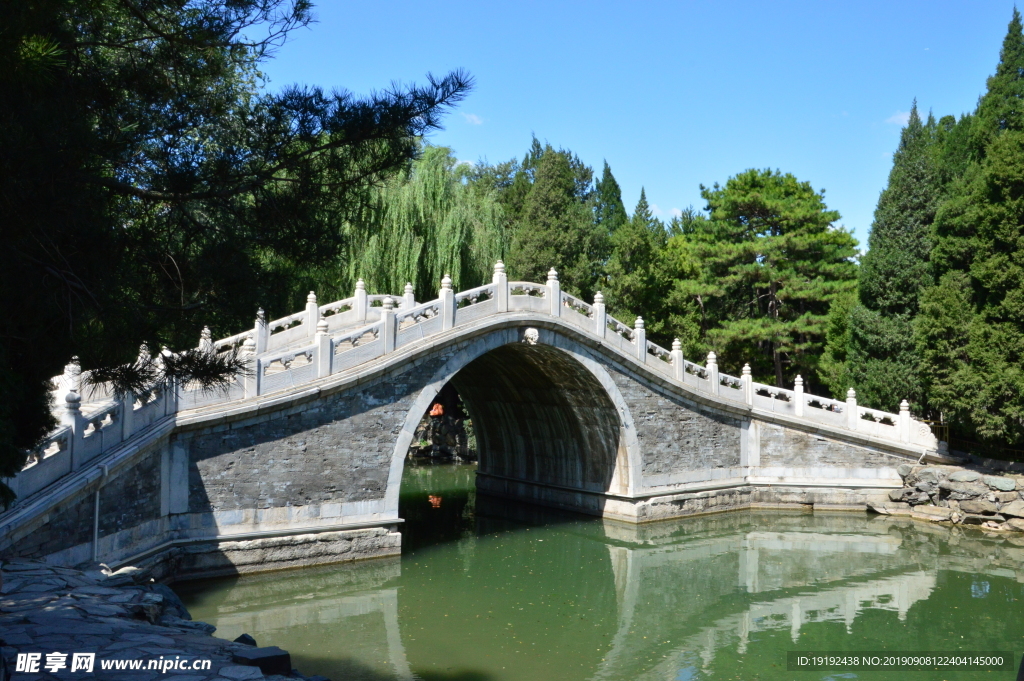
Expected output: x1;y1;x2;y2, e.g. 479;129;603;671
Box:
176;463;1024;681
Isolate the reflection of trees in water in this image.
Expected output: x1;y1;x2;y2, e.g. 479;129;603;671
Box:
177;510;1024;681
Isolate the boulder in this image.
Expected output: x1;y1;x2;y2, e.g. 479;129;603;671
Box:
983;475;1016;492
915;481;936;494
907;491;932;505
912;505;952;522
914;467;947;484
938;480;989;500
1006;518;1024;532
999;500;1024;518
960;499;999;515
232;646;291;675
962;513;1005;525
994;491;1018;503
949;470;981;483
897;464;914;479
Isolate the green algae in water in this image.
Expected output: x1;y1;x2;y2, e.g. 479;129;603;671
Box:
176;464;1024;681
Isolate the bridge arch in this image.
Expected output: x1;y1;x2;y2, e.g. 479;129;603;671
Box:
384;325;642;517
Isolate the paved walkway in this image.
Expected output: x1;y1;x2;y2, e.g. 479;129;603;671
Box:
0;560;326;681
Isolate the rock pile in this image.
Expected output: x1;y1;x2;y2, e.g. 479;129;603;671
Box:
0;560;329;681
871;464;1024;532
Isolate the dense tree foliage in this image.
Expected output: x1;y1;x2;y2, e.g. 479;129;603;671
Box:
0;0;470;504
823;105;940;411
820;8;1024;456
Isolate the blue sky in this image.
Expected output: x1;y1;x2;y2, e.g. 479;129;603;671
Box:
260;1;1017;250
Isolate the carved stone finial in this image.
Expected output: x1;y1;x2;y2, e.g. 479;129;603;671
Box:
594;291;604;304
742;363;751;377
137;344;151;363
256;308;266;324
200;326;212;342
900;399;910;412
547;268;558;282
794;375;803;388
494;260;505;275
240;336;256;357
316;316;329;335
65;390;81;409
383;296;395;311
707;351;717;366
356;278;366;291
307;291;317;304
404;282;414;295
672;338;682;351
847;388;857;400
441;274;452;290
634;316;644;330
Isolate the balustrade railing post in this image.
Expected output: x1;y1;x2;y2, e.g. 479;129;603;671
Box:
440;275;455;331
846;388;858;429
493;261;508;313
199;326;214;354
899;399;911;442
547;268;561;317
593;292;607;339
742;364;753;406
403;282;416;309
63;391;83;471
254;308;268;354
305;291;318;337
355;279;368;323
119;392;134;440
794;375;804;417
671;339;684;381
707;352;720;395
316;317;331;378
382;297;397;353
634;317;646;363
241;337;259;398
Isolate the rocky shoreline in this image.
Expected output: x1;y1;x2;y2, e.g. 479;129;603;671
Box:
870;464;1024;531
0;560;328;681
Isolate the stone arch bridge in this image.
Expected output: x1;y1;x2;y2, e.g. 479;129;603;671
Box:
0;263;945;577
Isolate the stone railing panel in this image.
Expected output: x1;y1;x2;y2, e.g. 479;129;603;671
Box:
9;428;72;501
259;346;317;395
508;282;547;313
752;384;796;415
802;396;847;429
645;342;674;378
331;322;384;374
454;285;497;326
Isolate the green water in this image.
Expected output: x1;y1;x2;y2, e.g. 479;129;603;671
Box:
176;463;1024;681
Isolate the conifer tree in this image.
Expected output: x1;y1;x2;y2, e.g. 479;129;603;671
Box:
605;189;666;322
594;161;629;235
691;170;857;387
823;104;939;411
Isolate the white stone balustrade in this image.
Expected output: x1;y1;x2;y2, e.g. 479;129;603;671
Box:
19;262;939;506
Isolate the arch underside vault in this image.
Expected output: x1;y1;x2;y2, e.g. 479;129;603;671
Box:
449;343;625;496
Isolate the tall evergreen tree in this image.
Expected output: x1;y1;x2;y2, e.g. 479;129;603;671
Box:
506;148;603;298
822;104;939;411
972;8;1024;156
594;161;629;235
605;189;666;323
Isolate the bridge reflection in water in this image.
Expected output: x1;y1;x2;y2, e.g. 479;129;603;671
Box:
177;466;1024;681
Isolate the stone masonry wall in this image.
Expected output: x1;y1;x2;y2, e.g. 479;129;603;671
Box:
759;422;898;468
98;448;161;536
607;367;742;476
184;355;450;514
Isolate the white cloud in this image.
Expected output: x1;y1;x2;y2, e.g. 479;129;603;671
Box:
649;203;664;216
886;110;910;125
462;113;483;125
670;207;682;218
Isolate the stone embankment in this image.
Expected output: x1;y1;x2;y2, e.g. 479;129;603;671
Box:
0;560;328;681
871;464;1024;531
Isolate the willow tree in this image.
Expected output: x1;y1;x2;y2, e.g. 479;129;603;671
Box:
324;145;507;301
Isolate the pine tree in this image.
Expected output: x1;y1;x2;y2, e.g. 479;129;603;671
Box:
505;148;602;298
605;189;666;322
972;8;1024;155
691;169;858;388
594;161;628;235
825;104;939;411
